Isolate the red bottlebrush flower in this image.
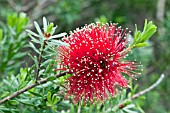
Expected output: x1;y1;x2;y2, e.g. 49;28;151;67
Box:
58;23;140;104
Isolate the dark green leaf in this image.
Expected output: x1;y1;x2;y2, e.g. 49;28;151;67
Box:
8;100;19;105
47;76;56;81
29;91;43;97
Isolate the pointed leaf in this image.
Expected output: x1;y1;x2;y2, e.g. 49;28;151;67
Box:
40;59;52;67
8;100;19;105
29;91;43;97
26;29;40;38
43;17;47;33
29;42;40;54
139;27;157;43
34;21;43;37
134;43;148;48
47;92;52;102
0;29;3;41
47;76;56;81
49;32;67;39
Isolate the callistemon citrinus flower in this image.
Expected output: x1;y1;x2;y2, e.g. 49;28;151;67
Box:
58;22;140;104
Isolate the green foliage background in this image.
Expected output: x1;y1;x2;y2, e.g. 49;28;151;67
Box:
0;0;170;113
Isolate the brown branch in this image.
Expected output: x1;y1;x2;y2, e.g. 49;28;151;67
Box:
0;71;68;105
118;74;165;109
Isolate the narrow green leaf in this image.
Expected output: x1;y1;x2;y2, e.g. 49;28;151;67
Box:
18;101;35;107
43;17;47;32
138;96;146;100
0;91;9;98
123;108;137;113
29;91;43;97
134;31;141;43
132;84;138;94
0;82;3;87
139;27;156;43
47;23;54;34
8;100;19;105
47;76;56;81
48;33;67;40
45;60;54;74
40;59;52;67
28;34;41;44
134;43;148;48
0;29;3;41
0;107;18;112
34;21;43;37
29;42;40;54
26;29;40;38
47;92;52;102
46;102;53;107
28;53;38;68
49;40;69;46
143;19;148;32
18;81;29;90
52;95;59;104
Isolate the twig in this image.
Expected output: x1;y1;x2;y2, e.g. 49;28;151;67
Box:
118;74;165;109
0;71;68;105
35;40;47;81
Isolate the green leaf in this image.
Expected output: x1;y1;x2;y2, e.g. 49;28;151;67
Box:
143;19;148;32
52;95;60;104
34;21;43;37
7;13;17;27
40;59;52;67
0;91;9;98
29;42;40;54
132;19;157;48
47;76;56;81
0;82;3;87
48;32;67;39
18;101;35;107
139;27;157;43
134;30;141;43
0;29;3;41
28;53;38;68
18;81;29;90
0;107;18;112
29;91;43;97
134;43;148;48
8;100;19;105
45;60;54;74
48;40;69;46
47;92;52;102
26;29;41;38
43;17;47;32
47;23;54;34
138;96;146;100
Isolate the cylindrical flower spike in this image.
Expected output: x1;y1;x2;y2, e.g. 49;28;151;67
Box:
58;22;140;104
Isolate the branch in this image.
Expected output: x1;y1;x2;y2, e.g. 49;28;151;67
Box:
0;71;68;105
119;74;165;109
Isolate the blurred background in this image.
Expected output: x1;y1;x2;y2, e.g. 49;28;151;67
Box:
0;0;170;112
